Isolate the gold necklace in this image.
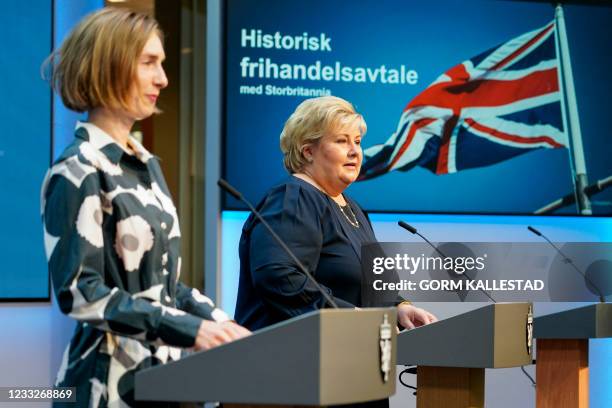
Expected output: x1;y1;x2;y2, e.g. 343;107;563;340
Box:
338;203;360;228
293;174;359;227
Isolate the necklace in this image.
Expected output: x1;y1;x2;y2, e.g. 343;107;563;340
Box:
338;203;360;228
292;174;360;227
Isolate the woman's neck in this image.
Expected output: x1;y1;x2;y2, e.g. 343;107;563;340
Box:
293;173;347;206
88;108;135;149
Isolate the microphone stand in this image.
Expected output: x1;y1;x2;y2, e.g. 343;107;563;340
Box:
397;221;496;303
528;226;605;303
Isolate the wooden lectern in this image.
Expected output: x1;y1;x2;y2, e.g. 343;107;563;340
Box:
135;308;397;406
534;303;612;408
397;303;533;408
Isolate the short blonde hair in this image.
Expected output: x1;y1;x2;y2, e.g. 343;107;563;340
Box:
43;8;161;113
280;96;366;173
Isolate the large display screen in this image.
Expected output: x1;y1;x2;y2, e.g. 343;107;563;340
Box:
0;1;52;299
223;0;612;215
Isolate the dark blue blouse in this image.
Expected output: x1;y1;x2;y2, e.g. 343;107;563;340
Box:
235;176;377;330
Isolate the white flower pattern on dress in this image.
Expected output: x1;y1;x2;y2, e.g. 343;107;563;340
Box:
106;184;162;211
115;216;154;272
79;143;123;176
76;195;104;248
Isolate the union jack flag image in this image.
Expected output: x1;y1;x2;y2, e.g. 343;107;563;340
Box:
359;21;567;180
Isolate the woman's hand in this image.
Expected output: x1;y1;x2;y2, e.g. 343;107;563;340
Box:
193;320;251;351
397;303;438;330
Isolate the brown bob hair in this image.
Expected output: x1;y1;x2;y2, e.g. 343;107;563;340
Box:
43;8;161;113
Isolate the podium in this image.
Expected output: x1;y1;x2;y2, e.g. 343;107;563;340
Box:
135;308;397;406
534;303;612;408
397;303;533;408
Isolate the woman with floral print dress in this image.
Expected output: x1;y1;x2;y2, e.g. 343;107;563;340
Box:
41;8;249;407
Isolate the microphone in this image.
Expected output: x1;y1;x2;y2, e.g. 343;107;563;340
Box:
398;220;416;234
398;221;444;258
218;178;339;308
527;226;541;237
398;221;496;303
527;226;605;303
218;178;243;200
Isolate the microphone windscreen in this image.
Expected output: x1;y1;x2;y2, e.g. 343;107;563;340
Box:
218;178;242;200
527;226;542;236
398;221;417;234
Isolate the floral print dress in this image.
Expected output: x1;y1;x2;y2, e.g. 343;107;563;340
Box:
42;122;227;407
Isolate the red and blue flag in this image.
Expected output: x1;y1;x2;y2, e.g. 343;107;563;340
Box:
359;21;566;180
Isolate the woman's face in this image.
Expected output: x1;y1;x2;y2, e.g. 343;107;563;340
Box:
128;33;168;120
304;119;364;194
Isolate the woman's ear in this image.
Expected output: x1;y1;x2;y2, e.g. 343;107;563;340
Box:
301;143;314;163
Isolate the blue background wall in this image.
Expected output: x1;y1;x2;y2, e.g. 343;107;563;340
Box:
0;0;93;300
0;0;52;299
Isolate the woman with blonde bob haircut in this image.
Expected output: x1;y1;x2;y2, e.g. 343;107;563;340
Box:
236;96;437;347
42;8;249;407
280;96;367;174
